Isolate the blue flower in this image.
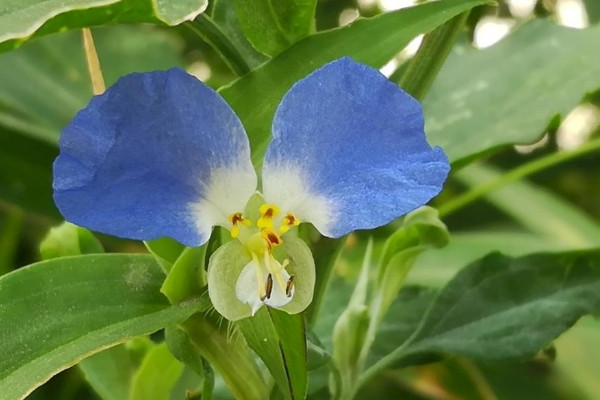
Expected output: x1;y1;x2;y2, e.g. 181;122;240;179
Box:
53;57;450;319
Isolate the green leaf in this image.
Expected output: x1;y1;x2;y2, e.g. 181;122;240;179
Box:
218;0;492;166
425;20;600;164
40;222;104;260
237;310;307;400
161;245;207;304
130;343;184;400
554;316;600;399
79;338;153;400
0;0;208;51
0;126;59;218
165;326;209;387
234;0;317;56
407;231;575;288
455;163;600;248
144;238;186;273
364;250;600;382
583;0;600;23
0;254;204;400
211;0;269;69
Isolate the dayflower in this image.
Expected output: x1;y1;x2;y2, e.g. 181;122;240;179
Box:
53;57;450;320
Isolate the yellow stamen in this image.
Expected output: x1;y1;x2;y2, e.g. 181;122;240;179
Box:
228;212;250;238
279;212;301;234
257;203;280;229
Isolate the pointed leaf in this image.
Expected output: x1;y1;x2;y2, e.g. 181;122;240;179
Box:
364;250;600;380
0;254;205;400
0;0;208;51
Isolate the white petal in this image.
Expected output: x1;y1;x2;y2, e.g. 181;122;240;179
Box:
262;163;335;236
264;267;294;309
190;163;257;234
235;261;265;316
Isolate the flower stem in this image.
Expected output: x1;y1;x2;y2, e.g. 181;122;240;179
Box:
82;28;105;95
181;314;268;400
185;15;251;76
398;12;470;101
439;136;600;218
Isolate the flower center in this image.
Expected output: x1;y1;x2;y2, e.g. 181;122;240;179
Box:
228;202;301;310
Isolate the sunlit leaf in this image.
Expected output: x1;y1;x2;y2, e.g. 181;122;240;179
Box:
0;0;207;51
0;254;204;400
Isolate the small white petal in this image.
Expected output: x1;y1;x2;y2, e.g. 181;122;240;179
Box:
264;267;294;309
235;261;265;316
190;163;257;234
262;163;334;235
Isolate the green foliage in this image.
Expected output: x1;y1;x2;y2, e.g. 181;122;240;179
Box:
130;343;184;400
220;0;491;165
425;20;600;165
234;0;317;56
79;339;153;400
2;1;600;399
237;310;308;400
364;250;600;378
0;254;204;399
0;0;207;52
40;222;104;259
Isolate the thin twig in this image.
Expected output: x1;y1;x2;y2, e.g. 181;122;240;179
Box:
82;28;106;95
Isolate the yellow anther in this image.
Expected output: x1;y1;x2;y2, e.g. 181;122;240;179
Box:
229;212;250;238
257;204;280;229
279;213;301;234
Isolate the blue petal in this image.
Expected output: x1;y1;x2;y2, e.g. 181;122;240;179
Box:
54;69;256;246
262;58;449;238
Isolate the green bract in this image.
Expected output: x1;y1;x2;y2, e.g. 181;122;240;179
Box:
208;235;315;321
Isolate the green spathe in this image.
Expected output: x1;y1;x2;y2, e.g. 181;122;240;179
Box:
208;235;315;321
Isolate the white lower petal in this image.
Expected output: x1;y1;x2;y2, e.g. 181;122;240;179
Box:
235;257;294;315
235;261;265;316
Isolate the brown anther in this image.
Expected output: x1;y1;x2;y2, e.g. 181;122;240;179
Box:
285;275;295;298
231;212;244;225
265;274;273;300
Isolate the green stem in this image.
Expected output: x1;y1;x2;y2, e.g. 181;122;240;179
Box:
439;137;600;218
399;12;470;101
185;15;251;76
181;314;267;400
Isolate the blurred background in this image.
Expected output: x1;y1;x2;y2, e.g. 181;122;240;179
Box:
1;0;599;399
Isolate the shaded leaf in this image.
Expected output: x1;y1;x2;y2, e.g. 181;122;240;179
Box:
425;20;600;164
130;343;184;400
40;222;104;260
234;0;316;56
365;250;600;379
237;309;307;400
455;163;600;248
79;338;153;400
